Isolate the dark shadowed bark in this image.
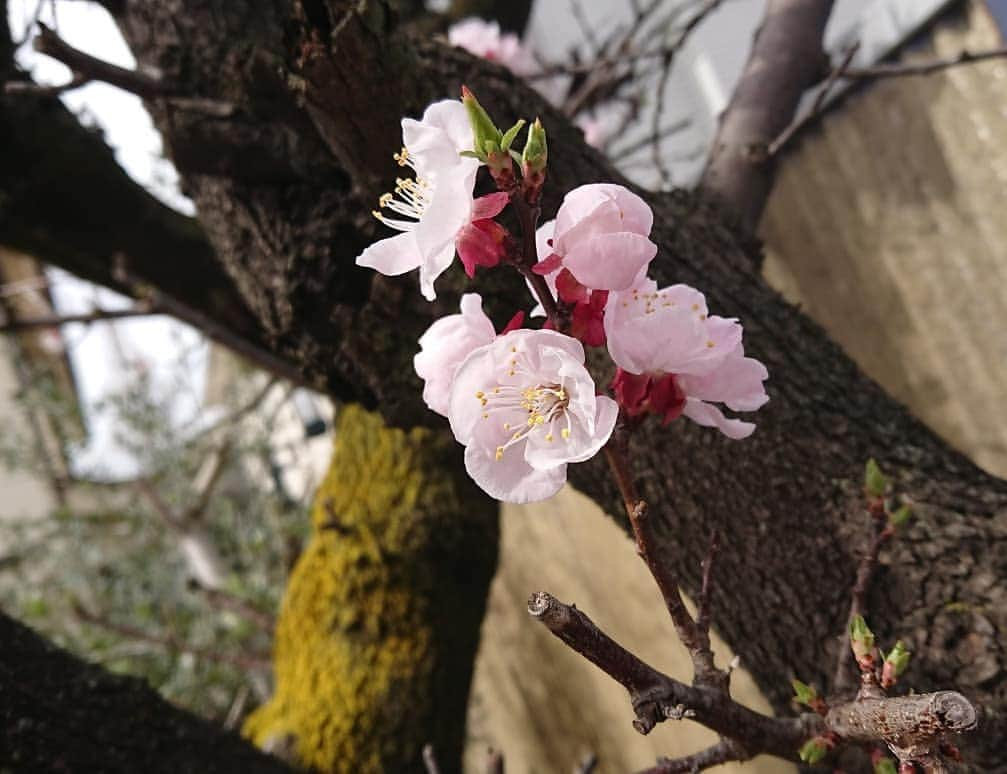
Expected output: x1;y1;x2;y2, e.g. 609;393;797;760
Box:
0;612;291;773
2;1;1006;770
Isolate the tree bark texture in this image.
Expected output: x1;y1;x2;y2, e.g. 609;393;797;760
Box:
2;1;1006;769
244;405;498;774
0;612;291;773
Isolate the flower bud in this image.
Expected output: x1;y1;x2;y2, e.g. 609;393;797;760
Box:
874;758;898;774
865;458;887;498
522;118;547;174
791;678;818;707
889;504;912;528
881;640;911;688
520;118;548;203
849;615;876;670
461;85;502;156
798;737;832;765
461;86;515;188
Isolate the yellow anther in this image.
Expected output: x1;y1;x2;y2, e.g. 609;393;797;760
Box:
706;340;715;348
493;387;500;394
379;193;393;206
692;303;699;311
510;346;517;353
482;413;488;419
545;433;554;442
503;423;511;430
475;391;485;399
495;446;504;461
561;428;571;439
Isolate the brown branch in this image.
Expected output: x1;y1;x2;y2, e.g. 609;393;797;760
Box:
843;46;1007;80
189;580;275;634
638;738;749;773
31;22;174;99
826;692;977;767
3;72;86;96
832;506;893;697
700;0;834;235
485;749;504;774
421;743;442;774
602;433;723;689
73;603;271;671
694;530;720;649
0;304;160;333
768;42;859;158
526;591;819;758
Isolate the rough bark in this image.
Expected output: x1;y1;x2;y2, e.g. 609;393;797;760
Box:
2;0;1006;769
0;612;291;773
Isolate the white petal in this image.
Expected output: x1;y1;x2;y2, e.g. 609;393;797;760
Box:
355;231;421;276
465;443;567;503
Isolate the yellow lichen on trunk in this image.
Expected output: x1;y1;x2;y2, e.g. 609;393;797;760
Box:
244;405;498;774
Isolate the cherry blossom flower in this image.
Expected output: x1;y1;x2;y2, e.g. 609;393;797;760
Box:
356;99;486;300
605;278;768;438
529;220;610;346
414;294;497;417
448;18;536;76
448;329;618;503
535;184;657;293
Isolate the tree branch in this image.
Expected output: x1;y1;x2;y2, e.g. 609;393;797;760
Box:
31;22;175;98
0;304;160;333
526;591;818;758
637;738;749;774
700;0;834;234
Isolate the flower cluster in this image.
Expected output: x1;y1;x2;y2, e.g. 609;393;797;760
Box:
354;90;768;502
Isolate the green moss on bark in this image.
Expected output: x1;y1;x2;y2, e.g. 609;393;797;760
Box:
244;404;498;773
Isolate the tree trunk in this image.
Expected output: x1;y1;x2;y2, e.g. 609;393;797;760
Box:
244;405;498;774
0;612;291;773
2;1;1005;769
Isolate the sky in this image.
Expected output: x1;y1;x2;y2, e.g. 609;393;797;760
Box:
8;0;204;480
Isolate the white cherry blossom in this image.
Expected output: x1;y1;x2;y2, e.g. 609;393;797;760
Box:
448;329;617;503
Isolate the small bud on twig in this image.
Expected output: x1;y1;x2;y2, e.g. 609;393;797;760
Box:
865;458;888;498
849;615;877;671
881;641;911;689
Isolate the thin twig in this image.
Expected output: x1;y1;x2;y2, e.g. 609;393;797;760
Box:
694;530;721;645
31;23;174;98
189;580;275;634
0;305;160;333
832;507;893;696
422;744;442;774
73;602;271;671
573;753;598;774
843;46;1007;80
768;42;859;158
638;738;749;773
486;749;505;774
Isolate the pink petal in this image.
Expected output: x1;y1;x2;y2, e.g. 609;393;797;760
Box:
682;399;755;440
532;253;563;275
499;310;525;334
562;232;657;291
471;192;509;220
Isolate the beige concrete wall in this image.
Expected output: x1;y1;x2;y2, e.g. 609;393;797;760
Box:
762;0;1007;478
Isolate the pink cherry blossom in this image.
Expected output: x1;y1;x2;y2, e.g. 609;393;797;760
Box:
605;278;768;439
536;184;657;292
414;293;496;417
356;99;484;300
455;192;510;277
448;329;618;503
448;18;536;76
